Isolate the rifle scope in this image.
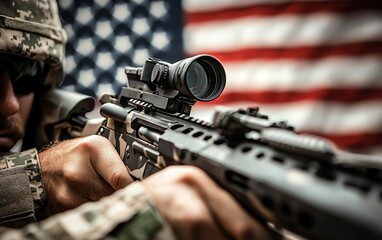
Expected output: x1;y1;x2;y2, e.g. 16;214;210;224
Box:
147;55;226;101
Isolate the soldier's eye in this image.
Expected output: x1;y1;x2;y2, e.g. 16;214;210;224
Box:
0;53;45;95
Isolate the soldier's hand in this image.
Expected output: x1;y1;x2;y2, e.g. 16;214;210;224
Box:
38;135;133;217
141;166;271;240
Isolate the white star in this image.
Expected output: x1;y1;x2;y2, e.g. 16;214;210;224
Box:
132;0;145;5
77;38;95;56
64;55;75;73
59;0;73;10
152;31;170;50
76;7;93;25
133;48;150;65
114;36;132;53
97;83;116;97
113;3;131;22
95;21;113;39
78;70;95;88
96;52;114;70
132;17;150;36
116;66;127;85
150;1;168;19
64;24;74;38
94;0;108;7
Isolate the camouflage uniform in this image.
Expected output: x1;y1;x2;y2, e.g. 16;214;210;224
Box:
0;182;175;240
0;0;66;87
0;0;66;227
0;0;175;239
0;149;44;226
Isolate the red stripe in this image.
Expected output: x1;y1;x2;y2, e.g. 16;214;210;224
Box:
198;88;382;105
185;2;382;25
188;41;382;62
301;131;382;151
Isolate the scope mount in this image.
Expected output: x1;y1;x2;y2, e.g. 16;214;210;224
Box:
119;55;226;115
118;85;196;115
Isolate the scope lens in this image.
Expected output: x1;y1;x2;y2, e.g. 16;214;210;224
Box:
186;61;209;99
162;54;226;101
182;56;225;101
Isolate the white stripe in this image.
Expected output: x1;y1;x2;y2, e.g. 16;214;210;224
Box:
360;146;382;156
222;56;382;91
192;100;382;135
183;0;300;12
184;12;382;53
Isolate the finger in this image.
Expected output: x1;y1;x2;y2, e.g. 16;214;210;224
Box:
141;175;228;240
85;135;133;190
168;186;227;240
208;187;271;239
59;154;116;200
80;172;115;201
193;170;272;240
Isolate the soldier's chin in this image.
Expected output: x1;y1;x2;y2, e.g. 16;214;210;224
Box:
0;136;18;152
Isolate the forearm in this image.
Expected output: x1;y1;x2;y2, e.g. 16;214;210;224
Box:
0;182;175;240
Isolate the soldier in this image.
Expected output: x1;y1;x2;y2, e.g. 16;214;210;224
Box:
0;0;267;239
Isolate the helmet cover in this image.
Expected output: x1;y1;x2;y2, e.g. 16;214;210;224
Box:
0;0;67;87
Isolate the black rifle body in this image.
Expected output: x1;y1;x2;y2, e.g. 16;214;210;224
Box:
97;97;382;240
38;55;382;239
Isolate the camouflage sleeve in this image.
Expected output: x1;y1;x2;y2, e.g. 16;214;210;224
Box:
0;149;45;227
0;182;176;240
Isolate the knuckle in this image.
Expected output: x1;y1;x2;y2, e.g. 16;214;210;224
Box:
56;190;83;211
232;222;256;240
83;135;106;145
80;135;110;151
63;162;82;183
109;169;123;189
169;165;209;184
181;206;210;226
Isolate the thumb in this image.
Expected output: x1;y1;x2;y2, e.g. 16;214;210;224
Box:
86;135;133;189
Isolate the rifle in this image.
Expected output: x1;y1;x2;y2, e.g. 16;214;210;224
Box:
37;55;382;240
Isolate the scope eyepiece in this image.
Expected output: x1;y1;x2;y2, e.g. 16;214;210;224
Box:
149;55;226;102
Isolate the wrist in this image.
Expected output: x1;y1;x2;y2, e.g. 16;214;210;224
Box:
0;148;46;218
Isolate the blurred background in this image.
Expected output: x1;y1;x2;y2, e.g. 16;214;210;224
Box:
57;0;382;155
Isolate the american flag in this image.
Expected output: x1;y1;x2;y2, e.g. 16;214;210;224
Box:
58;0;184;97
58;0;382;155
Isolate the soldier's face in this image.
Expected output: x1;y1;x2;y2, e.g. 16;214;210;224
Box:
0;71;34;152
0;54;45;151
0;56;40;153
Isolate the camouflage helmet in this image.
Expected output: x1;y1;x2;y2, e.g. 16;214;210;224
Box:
0;0;67;87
